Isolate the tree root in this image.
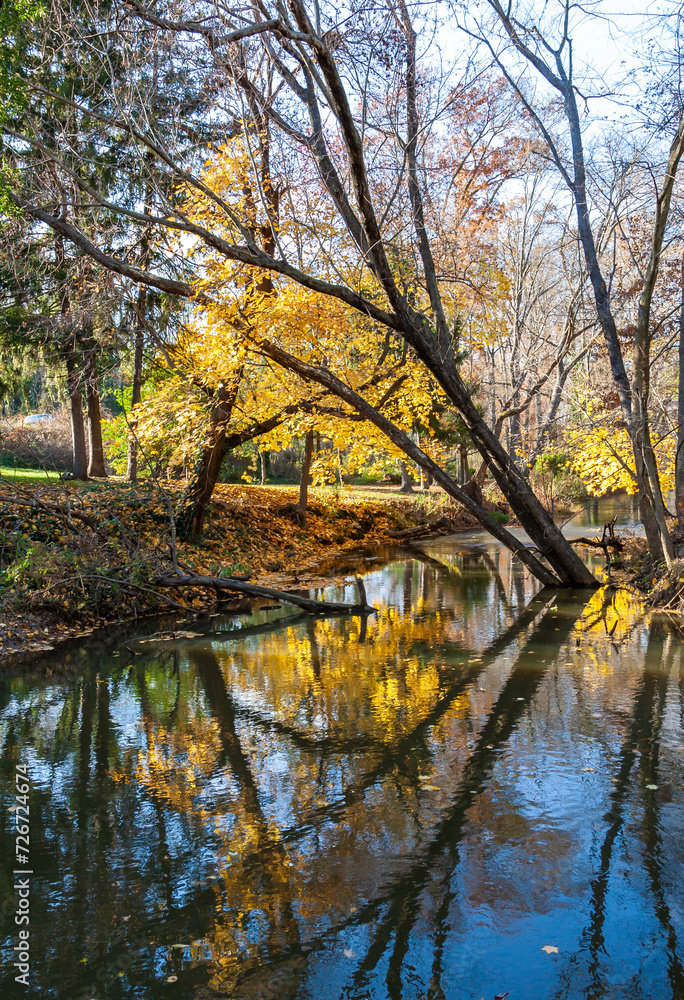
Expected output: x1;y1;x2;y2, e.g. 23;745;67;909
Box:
276;502;307;525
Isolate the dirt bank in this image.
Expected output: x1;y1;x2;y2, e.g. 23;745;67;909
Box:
0;480;491;663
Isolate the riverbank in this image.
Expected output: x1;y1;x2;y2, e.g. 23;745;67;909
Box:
0;479;494;663
609;532;684;625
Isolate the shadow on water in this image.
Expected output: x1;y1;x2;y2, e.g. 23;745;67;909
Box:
1;503;683;1000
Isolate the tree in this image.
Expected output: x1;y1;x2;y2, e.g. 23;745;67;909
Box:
470;0;684;563
2;0;598;585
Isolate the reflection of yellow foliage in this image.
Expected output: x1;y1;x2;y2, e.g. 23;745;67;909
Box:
574;585;645;645
215;607;451;746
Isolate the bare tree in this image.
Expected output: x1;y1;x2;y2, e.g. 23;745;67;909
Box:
467;0;684;563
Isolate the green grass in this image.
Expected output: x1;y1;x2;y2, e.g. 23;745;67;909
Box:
0;466;60;482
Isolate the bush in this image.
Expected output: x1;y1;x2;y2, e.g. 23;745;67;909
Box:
534;450;568;477
490;510;509;523
0;409;72;472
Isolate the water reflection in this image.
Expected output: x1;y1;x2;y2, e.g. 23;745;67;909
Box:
1;526;683;1000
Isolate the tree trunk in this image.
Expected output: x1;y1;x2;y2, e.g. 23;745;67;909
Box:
399;461;414;493
258;335;584;587
485;7;683;565
126;286;146;482
509;408;521;469
414;429;425;488
84;350;107;478
560;68;681;565
459;444;469;484
259;449;267;485
56;233;87;481
296;429;314;518
65;352;88;480
177;371;243;535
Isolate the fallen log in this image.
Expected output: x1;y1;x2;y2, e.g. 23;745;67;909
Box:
386;516;450;540
155;572;375;615
570;536;624;550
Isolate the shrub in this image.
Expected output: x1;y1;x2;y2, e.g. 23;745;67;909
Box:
0;408;72;472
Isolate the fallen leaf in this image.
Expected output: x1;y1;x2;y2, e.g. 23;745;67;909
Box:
646;784;658;790
167;975;178;983
541;945;559;954
343;948;355;958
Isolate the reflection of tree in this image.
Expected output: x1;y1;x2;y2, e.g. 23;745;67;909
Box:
226;591;581;999
230;589;559;858
192;646;303;996
2;550;683;1000
137;667;185;914
72;676;97;951
306;621;321;682
345;592;582;1000
574;584;644;643
214;560;547;768
640;638;684;999
554;621;684;1000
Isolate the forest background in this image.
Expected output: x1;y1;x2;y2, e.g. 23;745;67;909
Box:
1;0;684;643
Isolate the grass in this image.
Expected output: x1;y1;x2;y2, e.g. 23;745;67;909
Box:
0;466;61;482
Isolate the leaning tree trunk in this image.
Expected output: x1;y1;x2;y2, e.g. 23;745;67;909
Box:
126;286;146;482
84;349;107;478
177;371;243;535
257;334;586;587
65;352;88;480
391;327;597;586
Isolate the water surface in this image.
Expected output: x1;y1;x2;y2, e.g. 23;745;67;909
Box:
1;498;682;1000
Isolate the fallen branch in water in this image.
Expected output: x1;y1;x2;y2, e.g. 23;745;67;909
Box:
569;536;624;550
386;516;450;539
568;518;623;571
155;571;375;615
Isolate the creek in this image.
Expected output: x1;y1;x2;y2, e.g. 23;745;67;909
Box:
0;497;682;1000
